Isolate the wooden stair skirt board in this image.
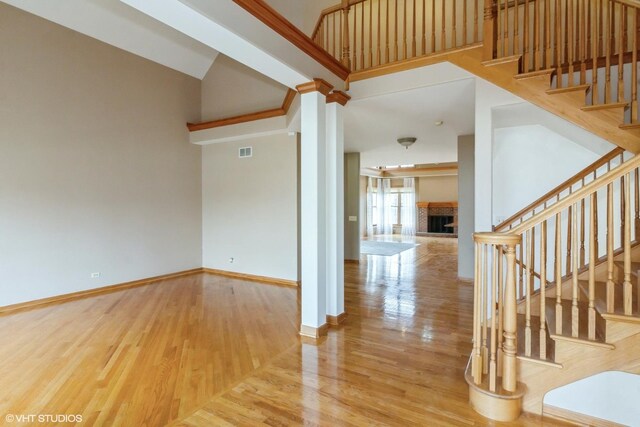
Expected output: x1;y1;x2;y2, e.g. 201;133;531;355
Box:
543;404;627;427
202;268;299;288
0;268;203;315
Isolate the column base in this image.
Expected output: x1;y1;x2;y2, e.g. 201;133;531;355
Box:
326;312;347;326
299;323;329;339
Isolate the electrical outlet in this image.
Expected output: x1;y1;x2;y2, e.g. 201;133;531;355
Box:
229;257;234;264
90;272;101;278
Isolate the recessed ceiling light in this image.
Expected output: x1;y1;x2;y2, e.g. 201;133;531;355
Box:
434;120;444;126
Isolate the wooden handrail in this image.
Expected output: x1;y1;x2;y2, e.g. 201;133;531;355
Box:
312;0;368;41
495;148;625;231
232;0;350;80
510;153;640;235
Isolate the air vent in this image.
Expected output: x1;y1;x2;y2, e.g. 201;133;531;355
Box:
239;147;252;158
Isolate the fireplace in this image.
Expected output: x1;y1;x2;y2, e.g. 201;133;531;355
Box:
416;202;458;237
428;215;454;234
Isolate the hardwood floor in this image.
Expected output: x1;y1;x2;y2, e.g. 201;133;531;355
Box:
0;237;569;425
178;236;567;426
0;274;298;426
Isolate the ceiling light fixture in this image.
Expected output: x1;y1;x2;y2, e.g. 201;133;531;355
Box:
397;137;417;150
434;120;444;126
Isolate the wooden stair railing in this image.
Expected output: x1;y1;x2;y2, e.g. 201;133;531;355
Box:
486;0;640;125
495;147;626;232
311;0;639;126
470;149;640;420
312;0;485;72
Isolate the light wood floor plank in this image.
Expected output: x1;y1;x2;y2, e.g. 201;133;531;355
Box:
0;237;571;425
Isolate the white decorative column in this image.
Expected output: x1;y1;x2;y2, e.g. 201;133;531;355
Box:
296;79;333;339
326;91;350;326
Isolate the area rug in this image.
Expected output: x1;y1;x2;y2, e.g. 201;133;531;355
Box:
360;240;417;256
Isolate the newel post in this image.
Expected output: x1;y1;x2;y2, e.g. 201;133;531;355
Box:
483;0;497;61
341;0;351;69
502;237;519;392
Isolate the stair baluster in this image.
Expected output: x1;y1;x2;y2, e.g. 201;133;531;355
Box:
589;192;597;340
525;229;532;356
624;172;633;314
571;202;579;338
539;220;547;359
555;212;563;334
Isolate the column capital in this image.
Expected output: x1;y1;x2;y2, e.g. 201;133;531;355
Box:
326;91;351;106
296;78;334;96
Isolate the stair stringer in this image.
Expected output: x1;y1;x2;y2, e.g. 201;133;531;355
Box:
517;332;640;414
443;48;640;153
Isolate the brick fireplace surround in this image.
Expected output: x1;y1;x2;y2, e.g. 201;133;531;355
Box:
416;201;458;237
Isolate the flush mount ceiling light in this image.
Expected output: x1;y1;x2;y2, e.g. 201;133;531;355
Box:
397;137;417;150
434;120;444;126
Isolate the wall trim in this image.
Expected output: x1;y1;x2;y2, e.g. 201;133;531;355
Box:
0;268;204;316
327;312;348;325
188;89;297;132
543;404;625;427
202;268;299;288
300;323;329;339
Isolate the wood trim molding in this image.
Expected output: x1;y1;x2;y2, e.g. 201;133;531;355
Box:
296;78;334;95
187;89;297;132
327;90;351;106
281;88;297;111
417;201;459;208
327;312;348;326
300;323;329;339
543;404;625;427
232;0;350;80
187;108;285;132
0;268;204;316
202;268;299;288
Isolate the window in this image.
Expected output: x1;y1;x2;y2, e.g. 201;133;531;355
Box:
389;191;400;225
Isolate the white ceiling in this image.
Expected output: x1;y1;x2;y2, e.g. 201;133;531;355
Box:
345;78;476;168
1;0;219;79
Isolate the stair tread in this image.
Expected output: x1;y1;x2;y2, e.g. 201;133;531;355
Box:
546;84;591;95
620;122;640;130
544;297;608;345
482;54;522;67
514;68;554;80
581;101;629;112
585;275;640;319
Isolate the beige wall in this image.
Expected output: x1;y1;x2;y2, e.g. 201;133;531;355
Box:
202;133;299;281
458;135;475;279
264;0;336;34
344;153;361;260
201;55;288;122
0;4;203;307
417;175;458;202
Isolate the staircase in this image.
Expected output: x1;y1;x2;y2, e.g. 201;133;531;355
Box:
312;0;640;152
308;0;640;423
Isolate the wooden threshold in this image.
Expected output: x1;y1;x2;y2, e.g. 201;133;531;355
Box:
202;268;299;288
0;268;204;316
